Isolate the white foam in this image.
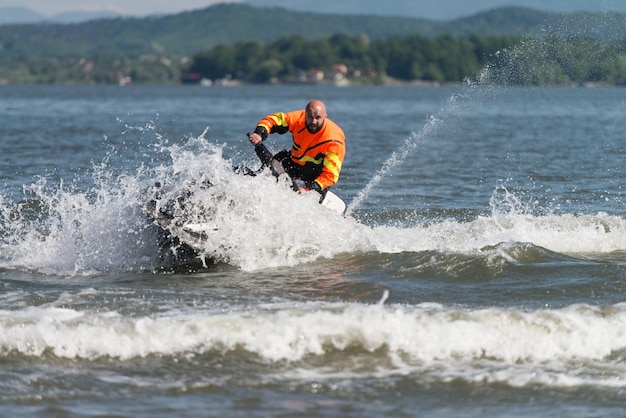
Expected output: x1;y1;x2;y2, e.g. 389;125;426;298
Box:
366;211;626;256
3;302;626;369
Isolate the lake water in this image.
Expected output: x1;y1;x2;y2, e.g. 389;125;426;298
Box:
1;82;626;417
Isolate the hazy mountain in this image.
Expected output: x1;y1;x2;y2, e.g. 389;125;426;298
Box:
0;7;120;25
0;7;44;24
48;11;121;24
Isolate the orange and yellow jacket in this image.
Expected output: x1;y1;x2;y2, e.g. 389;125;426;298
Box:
255;109;346;191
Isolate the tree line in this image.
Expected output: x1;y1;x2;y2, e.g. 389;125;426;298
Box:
184;33;626;86
184;33;518;85
1;32;625;85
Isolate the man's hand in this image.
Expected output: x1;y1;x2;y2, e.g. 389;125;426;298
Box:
248;132;263;145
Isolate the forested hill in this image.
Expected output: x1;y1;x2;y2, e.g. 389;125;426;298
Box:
0;3;622;58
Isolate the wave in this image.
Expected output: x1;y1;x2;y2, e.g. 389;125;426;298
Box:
2;299;626;388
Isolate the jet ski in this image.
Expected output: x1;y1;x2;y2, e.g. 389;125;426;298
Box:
144;144;347;264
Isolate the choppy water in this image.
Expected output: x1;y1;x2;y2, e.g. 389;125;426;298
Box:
1;82;626;417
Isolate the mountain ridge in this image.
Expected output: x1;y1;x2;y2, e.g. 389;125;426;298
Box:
0;3;622;59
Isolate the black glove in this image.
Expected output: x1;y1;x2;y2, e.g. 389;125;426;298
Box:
253;126;268;141
306;181;323;194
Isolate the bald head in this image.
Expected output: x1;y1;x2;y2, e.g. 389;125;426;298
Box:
305;100;327;133
306;100;326;114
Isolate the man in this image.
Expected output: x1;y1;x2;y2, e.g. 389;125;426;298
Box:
247;100;345;194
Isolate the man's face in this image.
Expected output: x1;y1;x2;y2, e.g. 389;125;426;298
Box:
305;106;326;133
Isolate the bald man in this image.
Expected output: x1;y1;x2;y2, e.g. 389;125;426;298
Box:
248;100;346;194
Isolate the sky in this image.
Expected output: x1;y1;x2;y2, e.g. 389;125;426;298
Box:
2;0;625;19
